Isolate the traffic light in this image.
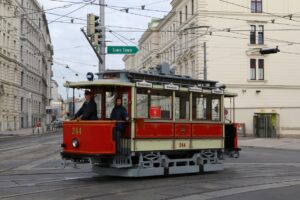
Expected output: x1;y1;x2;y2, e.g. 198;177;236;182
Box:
91;32;103;46
87;13;100;36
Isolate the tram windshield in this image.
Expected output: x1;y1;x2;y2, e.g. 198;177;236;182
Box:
71;86;130;120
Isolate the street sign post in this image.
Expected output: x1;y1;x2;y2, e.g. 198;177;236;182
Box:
107;46;139;54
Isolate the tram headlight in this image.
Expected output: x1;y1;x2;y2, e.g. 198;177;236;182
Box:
72;138;79;148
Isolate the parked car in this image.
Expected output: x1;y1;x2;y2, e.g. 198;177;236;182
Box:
52;119;63;128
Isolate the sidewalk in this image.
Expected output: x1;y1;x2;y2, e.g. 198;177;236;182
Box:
0;126;60;139
239;137;300;151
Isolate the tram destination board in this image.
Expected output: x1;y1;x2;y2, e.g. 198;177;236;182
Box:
107;46;139;54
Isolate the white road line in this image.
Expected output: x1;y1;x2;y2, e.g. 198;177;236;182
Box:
13;153;60;171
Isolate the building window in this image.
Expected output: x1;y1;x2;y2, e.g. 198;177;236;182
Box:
185;5;188;20
250;59;264;80
250;59;256;80
191;60;196;78
251;0;262;13
21;97;24;112
21;72;24;86
250;25;256;44
250;25;264;45
179;11;182;24
21;45;23;60
192;0;194;15
258;59;264;80
258;25;264;44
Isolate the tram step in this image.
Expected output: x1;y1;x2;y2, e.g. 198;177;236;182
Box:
202;163;224;172
169;165;199;175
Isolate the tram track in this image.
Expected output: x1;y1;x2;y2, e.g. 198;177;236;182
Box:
0;163;300;200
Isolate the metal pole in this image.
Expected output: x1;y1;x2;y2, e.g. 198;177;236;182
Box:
204;42;207;80
99;0;106;73
72;89;75;117
81;28;103;64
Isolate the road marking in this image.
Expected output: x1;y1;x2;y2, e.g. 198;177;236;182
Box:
0;144;42;152
170;180;300;200
225;163;300;167
13;153;60;171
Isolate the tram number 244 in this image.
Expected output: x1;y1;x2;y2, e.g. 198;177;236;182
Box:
178;142;187;148
72;127;82;135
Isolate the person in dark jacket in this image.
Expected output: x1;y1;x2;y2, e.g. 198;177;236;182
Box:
74;90;98;120
110;97;128;154
110;97;128;131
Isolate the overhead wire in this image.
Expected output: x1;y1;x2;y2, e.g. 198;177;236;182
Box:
48;0;94;24
218;0;300;24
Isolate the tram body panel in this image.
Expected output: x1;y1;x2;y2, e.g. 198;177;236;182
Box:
174;123;191;138
62;121;116;155
135;120;174;139
191;123;223;139
134;139;173;151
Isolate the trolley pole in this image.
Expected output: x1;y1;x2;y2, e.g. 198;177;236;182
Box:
99;0;106;73
204;42;207;80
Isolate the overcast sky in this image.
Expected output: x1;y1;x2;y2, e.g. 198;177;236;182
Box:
40;0;172;99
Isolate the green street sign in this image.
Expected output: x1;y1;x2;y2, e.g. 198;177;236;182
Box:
107;46;139;54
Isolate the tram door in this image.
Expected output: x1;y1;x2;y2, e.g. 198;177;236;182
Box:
253;113;279;138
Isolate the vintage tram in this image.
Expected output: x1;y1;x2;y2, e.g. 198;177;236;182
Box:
61;66;239;177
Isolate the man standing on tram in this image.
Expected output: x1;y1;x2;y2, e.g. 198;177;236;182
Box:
110;97;129;131
73;90;98;120
110;97;128;153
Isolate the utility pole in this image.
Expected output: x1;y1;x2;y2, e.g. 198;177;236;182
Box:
204;42;207;80
99;0;105;73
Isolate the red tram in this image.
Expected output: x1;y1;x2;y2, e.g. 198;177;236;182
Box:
61;66;240;177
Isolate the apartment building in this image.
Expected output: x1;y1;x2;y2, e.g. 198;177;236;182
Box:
124;0;300;137
0;0;53;131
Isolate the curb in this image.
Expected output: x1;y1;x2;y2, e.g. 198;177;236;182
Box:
240;145;300;151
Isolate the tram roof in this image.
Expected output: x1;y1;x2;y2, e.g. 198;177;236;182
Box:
64;69;219;88
64;79;134;88
64;69;237;97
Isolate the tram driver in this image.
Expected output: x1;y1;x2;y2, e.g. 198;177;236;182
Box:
73;90;98;120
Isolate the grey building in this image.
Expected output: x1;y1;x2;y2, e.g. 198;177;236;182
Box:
0;0;53;131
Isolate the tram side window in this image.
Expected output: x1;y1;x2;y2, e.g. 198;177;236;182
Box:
94;93;102;119
150;90;172;120
105;92;116;118
192;94;208;120
136;88;149;118
175;92;190;120
104;91;129;119
211;97;221;121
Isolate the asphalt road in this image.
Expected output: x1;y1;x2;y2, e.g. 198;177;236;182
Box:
0;133;300;200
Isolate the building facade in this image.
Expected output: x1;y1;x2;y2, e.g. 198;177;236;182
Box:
124;0;300;137
50;80;62;122
0;0;53;131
